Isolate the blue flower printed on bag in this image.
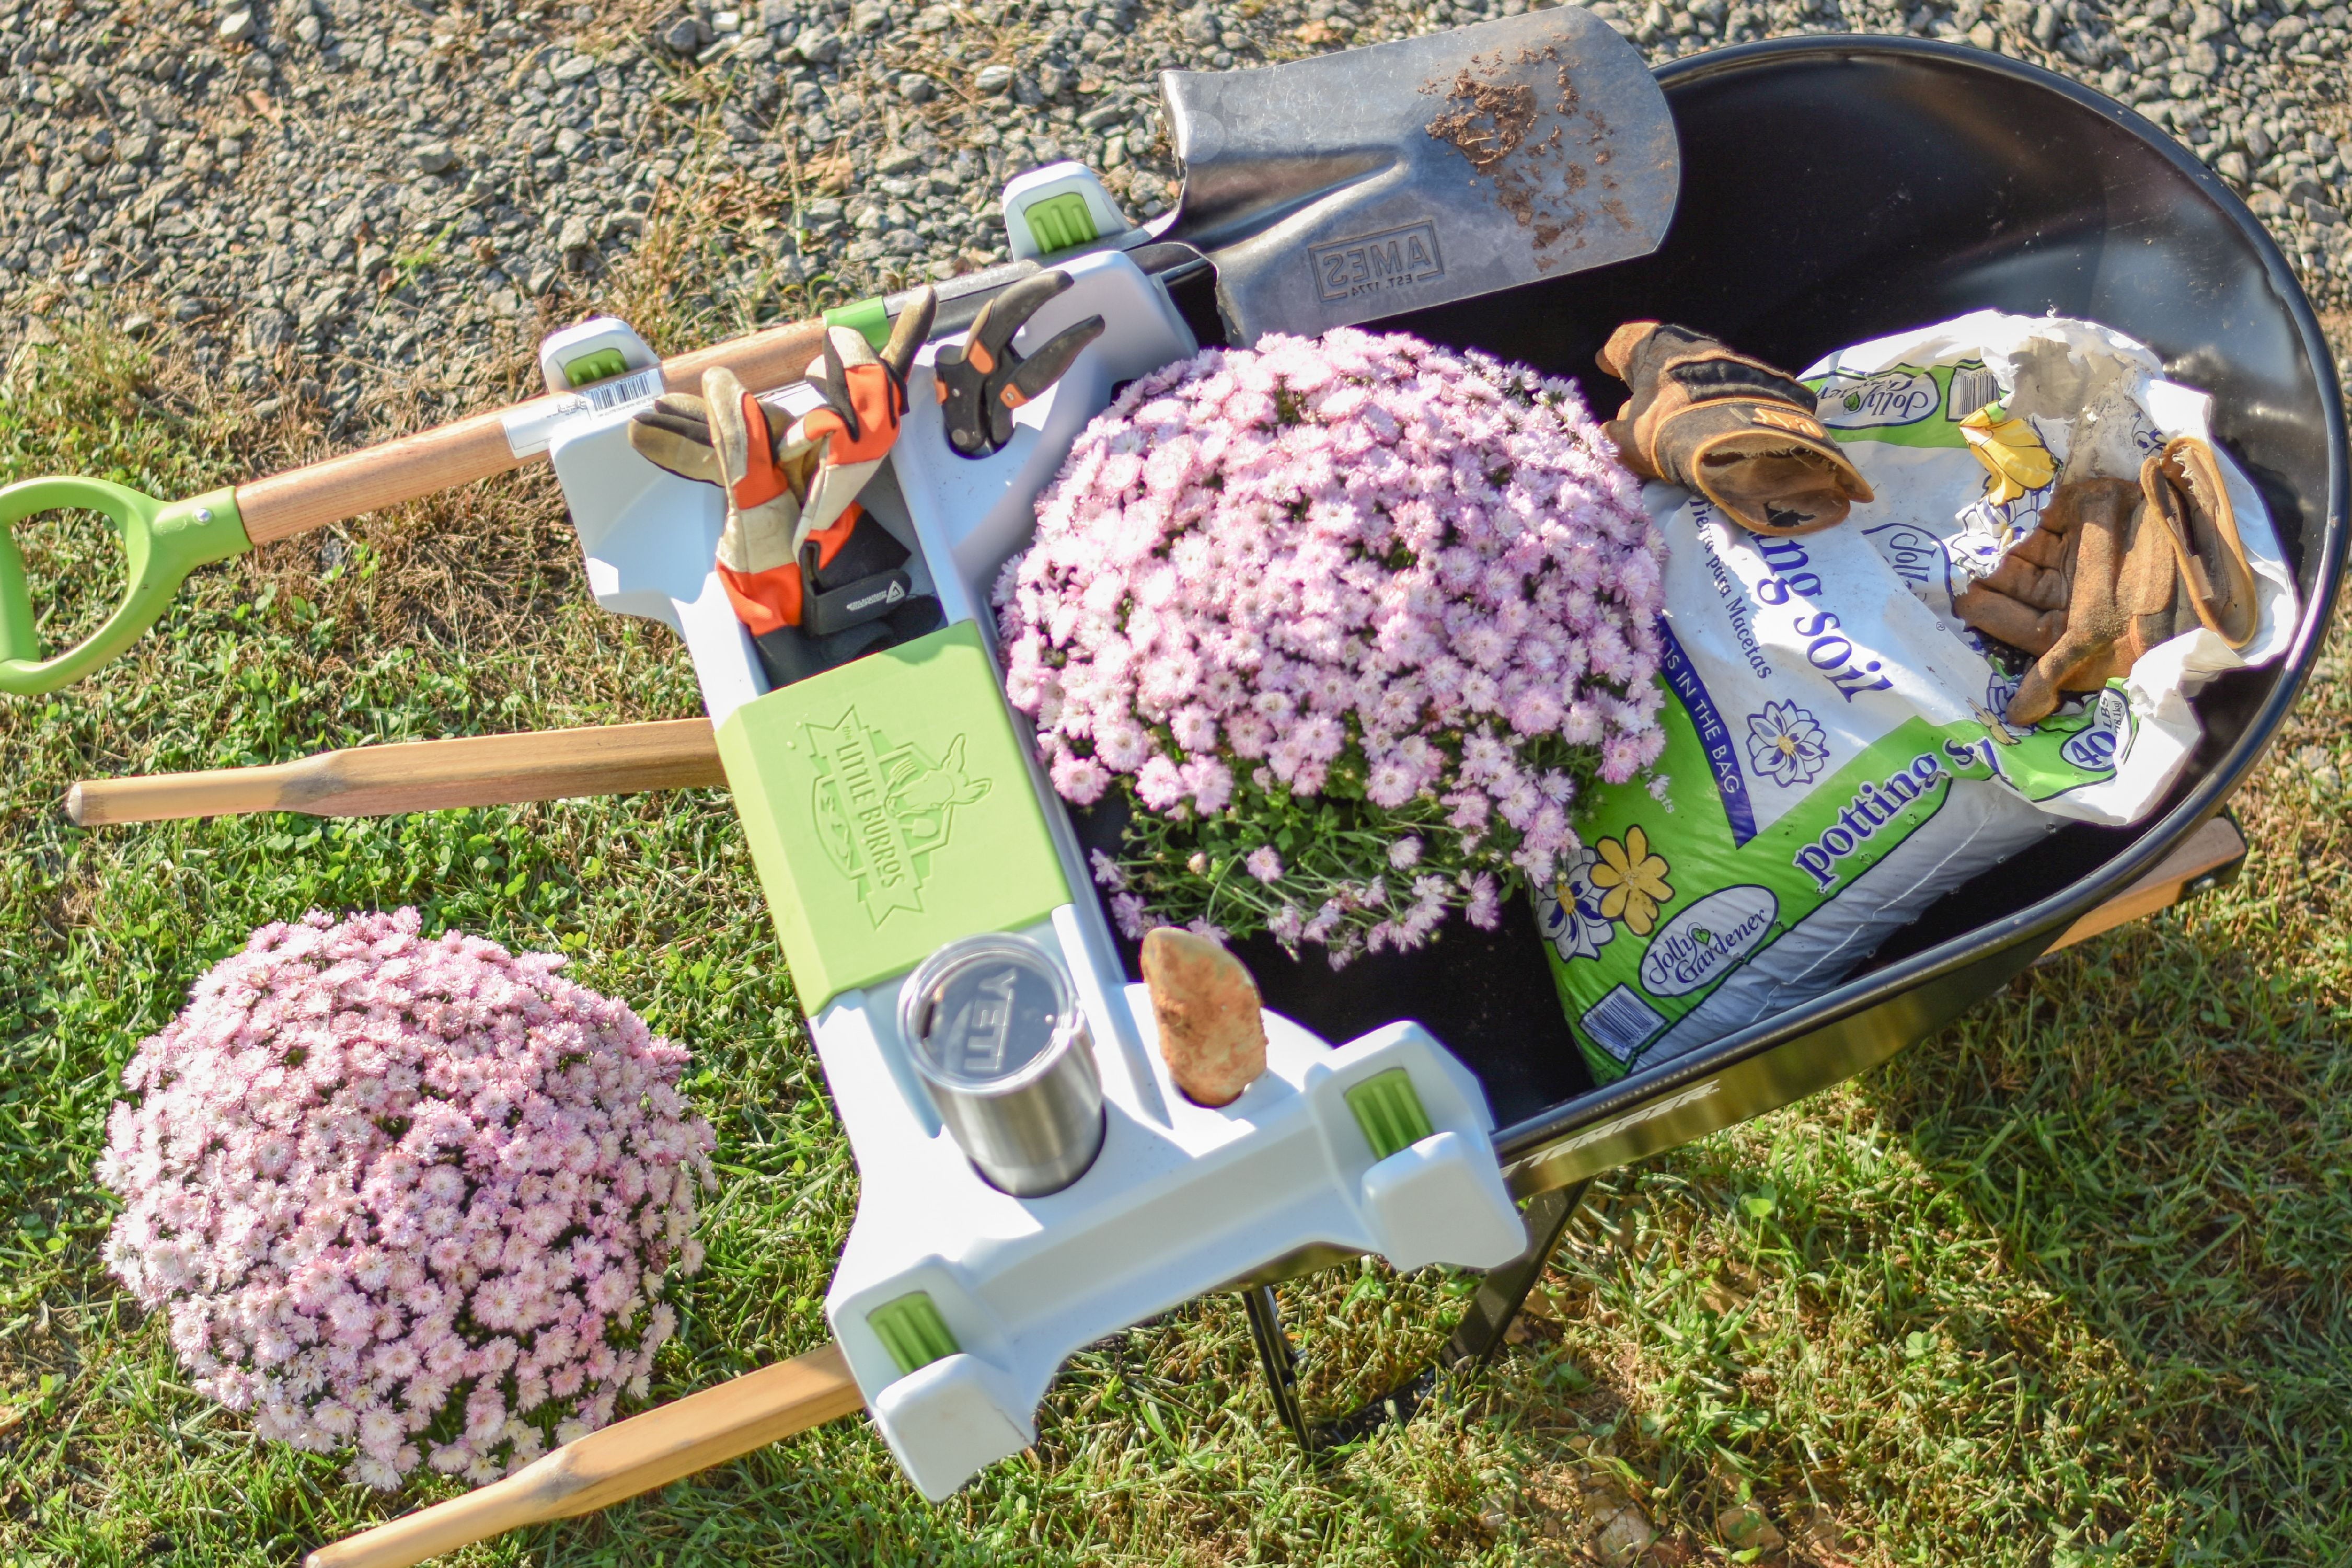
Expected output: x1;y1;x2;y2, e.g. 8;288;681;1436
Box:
1745;700;1831;789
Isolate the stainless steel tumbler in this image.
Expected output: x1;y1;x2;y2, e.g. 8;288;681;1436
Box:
897;933;1105;1196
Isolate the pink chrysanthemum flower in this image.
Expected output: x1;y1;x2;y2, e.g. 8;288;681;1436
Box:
996;328;1666;960
97;909;716;1490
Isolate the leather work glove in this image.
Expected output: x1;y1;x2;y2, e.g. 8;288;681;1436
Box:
933;268;1105;458
1954;436;2259;727
628;287;941;685
1597;320;1874;537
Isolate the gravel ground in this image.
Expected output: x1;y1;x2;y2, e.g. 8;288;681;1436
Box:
0;0;2346;434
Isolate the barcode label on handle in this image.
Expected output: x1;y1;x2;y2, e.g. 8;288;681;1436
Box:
501;365;669;457
1579;985;1667;1063
584;364;666;412
1946;363;2001;422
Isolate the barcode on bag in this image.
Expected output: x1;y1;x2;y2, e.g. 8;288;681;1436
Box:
1579;985;1667;1063
1946;363;2000;421
583;365;666;413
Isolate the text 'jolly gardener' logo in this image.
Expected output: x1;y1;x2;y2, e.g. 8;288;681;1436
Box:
804;707;993;926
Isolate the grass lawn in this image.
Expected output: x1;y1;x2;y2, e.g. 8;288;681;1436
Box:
0;230;2346;1564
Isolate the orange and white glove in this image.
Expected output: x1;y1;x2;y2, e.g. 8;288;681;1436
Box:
627;287;936;637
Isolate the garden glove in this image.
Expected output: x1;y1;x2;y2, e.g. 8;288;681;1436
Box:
933;269;1105;458
1955;437;2258;727
1596;320;1873;537
626;289;940;676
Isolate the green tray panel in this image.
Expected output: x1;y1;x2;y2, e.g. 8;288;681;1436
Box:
715;620;1072;1012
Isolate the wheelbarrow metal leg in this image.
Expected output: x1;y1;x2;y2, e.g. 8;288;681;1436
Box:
1242;1284;1313;1452
1438;1178;1589;1376
1243;1179;1590;1452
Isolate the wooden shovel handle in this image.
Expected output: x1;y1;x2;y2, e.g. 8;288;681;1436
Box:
235;318;831;546
304;1343;866;1568
66;719;723;825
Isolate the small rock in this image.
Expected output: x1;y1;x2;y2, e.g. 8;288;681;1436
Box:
659;14;706;52
897;71;936;101
412;140;457;175
1142;928;1269;1108
295;13;322;43
1035;63;1070;98
2216;148;2251;182
247;308;294;350
793;25;841;61
850;0;890;30
559;214;594;251
552;52;599;82
975;62;1014;92
877;147;925;174
216;7;255;41
122;314;156;338
1593;1502;1657;1566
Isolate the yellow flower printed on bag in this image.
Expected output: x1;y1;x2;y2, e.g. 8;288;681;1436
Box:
1957;403;2055;505
1589;825;1673;937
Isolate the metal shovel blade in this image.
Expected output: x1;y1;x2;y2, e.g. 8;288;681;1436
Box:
1155;9;1679;345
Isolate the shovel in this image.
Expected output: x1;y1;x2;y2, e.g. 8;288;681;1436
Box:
1148;5;1677;344
0;8;1675;698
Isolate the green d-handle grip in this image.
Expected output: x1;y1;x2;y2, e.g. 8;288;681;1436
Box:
0;477;252;696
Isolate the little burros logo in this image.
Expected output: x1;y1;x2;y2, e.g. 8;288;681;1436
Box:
803;708;993;925
1309;221;1444;303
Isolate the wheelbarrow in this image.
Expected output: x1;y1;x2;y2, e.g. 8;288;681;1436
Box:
1066;32;2350;1446
57;32;2346;1568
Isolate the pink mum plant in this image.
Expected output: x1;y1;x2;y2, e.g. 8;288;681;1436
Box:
98;909;716;1490
995;328;1667;962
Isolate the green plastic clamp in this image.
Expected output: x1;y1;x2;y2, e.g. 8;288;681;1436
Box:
561;346;632;386
1020;192;1098;255
1345;1068;1435;1160
823;296;893;353
869;1292;960;1378
0;478;251;697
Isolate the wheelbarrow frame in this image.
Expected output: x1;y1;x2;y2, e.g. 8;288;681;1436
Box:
1236;36;2349;1450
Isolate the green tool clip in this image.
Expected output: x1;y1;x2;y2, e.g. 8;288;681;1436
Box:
0;477;251;696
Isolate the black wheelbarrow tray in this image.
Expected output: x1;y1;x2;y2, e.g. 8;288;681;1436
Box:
1182;35;2348;1444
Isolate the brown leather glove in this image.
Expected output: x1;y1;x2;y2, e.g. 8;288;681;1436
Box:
1955;436;2258;726
1597;320;1874;537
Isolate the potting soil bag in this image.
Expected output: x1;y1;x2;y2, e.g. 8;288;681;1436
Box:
1542;312;2299;1083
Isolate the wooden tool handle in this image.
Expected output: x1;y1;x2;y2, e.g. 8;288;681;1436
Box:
235;317;832;545
2045;812;2246;954
67;719;724;826
304;1343;865;1568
